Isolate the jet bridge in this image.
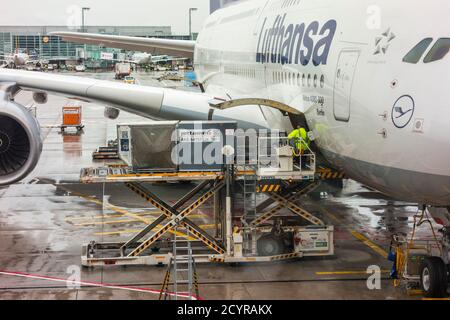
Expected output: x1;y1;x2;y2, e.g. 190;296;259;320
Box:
79;123;339;267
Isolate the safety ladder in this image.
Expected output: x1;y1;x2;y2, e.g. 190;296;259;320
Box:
159;227;199;300
243;165;258;220
241;165;258;256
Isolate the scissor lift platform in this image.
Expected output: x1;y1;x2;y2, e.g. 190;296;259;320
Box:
78;163;341;267
80;166;316;184
79;124;342;266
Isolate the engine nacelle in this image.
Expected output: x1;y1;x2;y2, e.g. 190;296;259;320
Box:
32;92;48;104
0;96;42;185
104;107;120;120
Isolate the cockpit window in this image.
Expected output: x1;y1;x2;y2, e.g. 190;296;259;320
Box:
424;38;450;63
403;38;433;64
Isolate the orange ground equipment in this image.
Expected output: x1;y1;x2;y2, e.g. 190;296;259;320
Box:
61;103;84;132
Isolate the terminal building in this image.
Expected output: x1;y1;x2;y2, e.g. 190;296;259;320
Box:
1;2;211;66
0;25;190;64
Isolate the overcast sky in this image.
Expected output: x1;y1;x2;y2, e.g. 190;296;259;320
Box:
1;0;210;35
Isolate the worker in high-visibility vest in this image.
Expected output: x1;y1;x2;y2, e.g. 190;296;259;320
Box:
288;126;311;156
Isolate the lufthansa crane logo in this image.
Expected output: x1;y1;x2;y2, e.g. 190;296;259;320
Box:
374;28;395;55
392;95;415;129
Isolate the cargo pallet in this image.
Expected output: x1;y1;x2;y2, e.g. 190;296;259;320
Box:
79;151;342;267
92;147;119;160
60;124;84;132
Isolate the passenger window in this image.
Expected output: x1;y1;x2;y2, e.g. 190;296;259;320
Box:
314;74;318;87
403;38;433;64
307;74;311;87
320;75;325;88
424;38;450;63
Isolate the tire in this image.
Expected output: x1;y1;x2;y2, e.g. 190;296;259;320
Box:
420;256;448;298
257;234;283;257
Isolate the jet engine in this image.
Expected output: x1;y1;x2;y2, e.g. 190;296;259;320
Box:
104;107;120;120
0;96;42;185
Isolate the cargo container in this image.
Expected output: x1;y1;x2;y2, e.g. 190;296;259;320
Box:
61;102;84;132
117;121;237;172
176;121;237;172
118;122;178;172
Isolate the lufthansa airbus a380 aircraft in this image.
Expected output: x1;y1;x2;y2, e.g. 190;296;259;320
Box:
0;0;449;210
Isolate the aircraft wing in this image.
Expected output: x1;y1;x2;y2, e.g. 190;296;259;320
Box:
0;68;215;120
49;32;196;58
152;57;189;63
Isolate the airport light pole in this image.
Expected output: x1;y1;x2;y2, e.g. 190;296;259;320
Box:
189;8;198;40
81;7;90;33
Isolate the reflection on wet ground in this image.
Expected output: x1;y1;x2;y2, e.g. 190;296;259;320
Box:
0;71;437;300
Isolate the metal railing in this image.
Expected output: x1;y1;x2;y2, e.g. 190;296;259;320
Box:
256;136;316;173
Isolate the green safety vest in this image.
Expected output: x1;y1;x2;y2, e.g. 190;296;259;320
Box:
288;128;310;154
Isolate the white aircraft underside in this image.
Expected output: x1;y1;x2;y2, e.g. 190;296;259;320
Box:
0;0;449;207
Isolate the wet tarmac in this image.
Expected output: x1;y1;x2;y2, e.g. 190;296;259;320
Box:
0;71;436;300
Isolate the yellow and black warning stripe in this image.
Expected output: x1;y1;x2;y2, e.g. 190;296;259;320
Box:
126;182;173;217
179;187;220;219
209;256;225;263
269;193;324;226
250;204;284;226
185;225;225;254
256;183;282;193
270;252;302;261
317;171;346;180
127;182;225;257
129;222;174;257
193;272;200;292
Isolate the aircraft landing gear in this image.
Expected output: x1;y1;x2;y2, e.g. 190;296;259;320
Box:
390;206;450;298
420;256;448;298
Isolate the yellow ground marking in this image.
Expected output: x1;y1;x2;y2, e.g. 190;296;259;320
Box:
74;194;153;224
350;230;388;259
74;218;156;227
71;214;208;227
94;224;217;236
316;270;390;276
407;289;424;296
65;211;159;221
422;298;450;301
68;192;195;240
314;204;388;259
66;212;208;222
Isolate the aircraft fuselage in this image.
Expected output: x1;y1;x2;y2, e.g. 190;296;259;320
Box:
193;0;450;206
